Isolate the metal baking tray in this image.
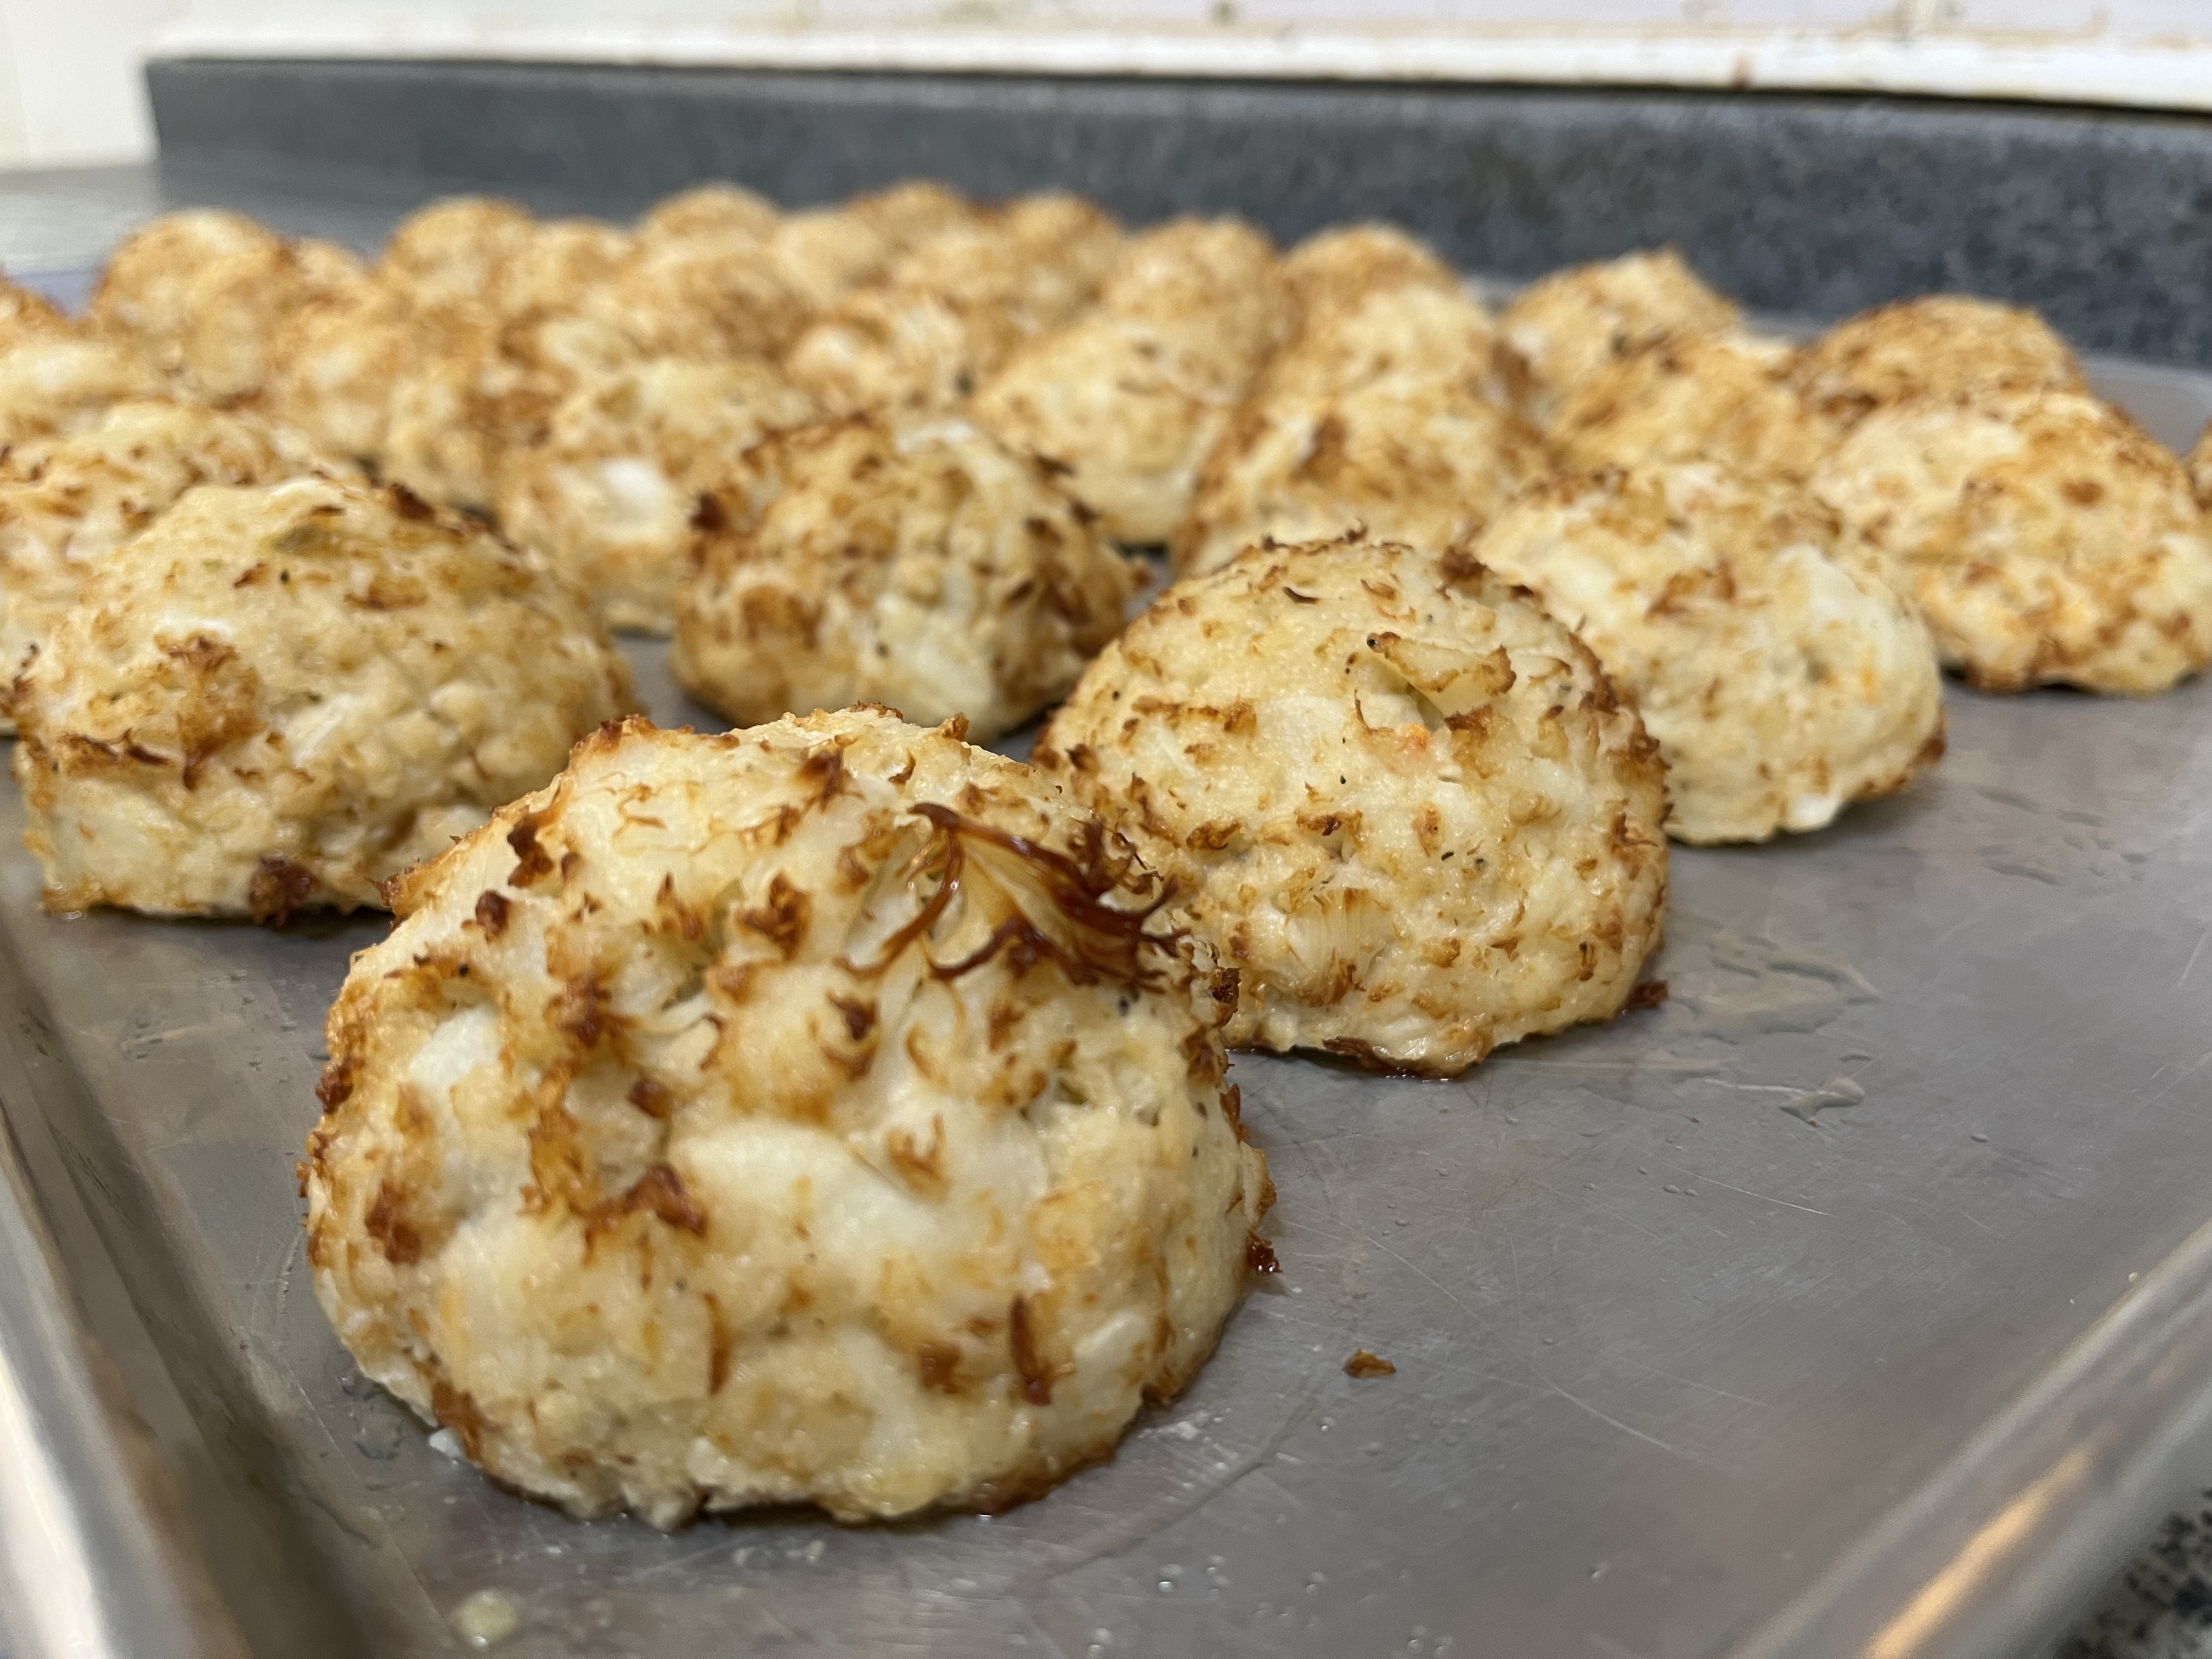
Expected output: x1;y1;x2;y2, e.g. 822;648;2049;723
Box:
7;309;2212;1657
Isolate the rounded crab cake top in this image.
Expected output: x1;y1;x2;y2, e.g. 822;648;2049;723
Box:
1255;283;1504;404
0;400;334;697
1278;223;1460;321
1810;389;2212;695
260;281;419;465
586;232;814;363
0;332;169;450
1500;248;1743;420
635;182;782;246
2190;420;2212;509
12;476;635;920
672;415;1136;741
378;196;538;310
0;272;73;350
1549;330;1826;483
90;210;369;404
1096;216;1284;365
1471;462;1946;844
302;709;1272;1527
783;196;1125;418
492;218;632;317
1791;295;2086;428
1034;535;1669;1076
967;216;1282;545
381;308;643;514
494;354;819;634
1171;377;1552;577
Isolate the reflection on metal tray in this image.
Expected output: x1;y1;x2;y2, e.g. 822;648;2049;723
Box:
5;339;2212;1659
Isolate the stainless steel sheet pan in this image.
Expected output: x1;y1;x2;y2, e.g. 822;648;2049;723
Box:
5;350;2212;1659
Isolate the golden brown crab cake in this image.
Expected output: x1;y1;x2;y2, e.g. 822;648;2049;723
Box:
1550;330;1826;483
0;332;168;450
260;282;418;465
1034;535;1669;1076
382;308;642;514
968;217;1282;543
1791;295;2087;430
12;476;634;919
1279;222;1460;321
0;401;336;705
1170;378;1552;577
90;211;370;402
0;273;74;349
845;177;984;245
586;230;814;363
1501;247;1743;421
972;316;1267;546
635;181;782;246
766;179;988;315
492;217;631;317
767;208;898;312
2188;420;2212;509
302;708;1273;1528
783;198;1126;418
494;356;819;634
1256;283;1506;404
379;195;538;310
672;415;1136;741
1471;462;1944;844
1095;216;1285;364
1810;390;2212;695
87;208;273;342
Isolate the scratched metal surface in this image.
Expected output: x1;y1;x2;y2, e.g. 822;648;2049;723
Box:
4;358;2212;1657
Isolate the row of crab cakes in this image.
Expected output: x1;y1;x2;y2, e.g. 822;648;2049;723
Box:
16;191;2212;1539
1497;255;2212;698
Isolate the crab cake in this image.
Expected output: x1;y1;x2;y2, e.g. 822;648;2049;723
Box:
1472;463;1944;844
379;196;538;310
1171;378;1551;577
674;416;1135;741
261;283;417;465
1257;283;1504;405
493;218;631;317
784;198;1125;417
1502;248;1743;421
1279;223;1459;320
636;182;782;246
1096;217;1282;362
0;273;71;348
1551;331;1825;483
970;217;1282;543
382;309;640;514
1791;295;2086;428
588;232;814;362
766;182;984;313
0;333;168;449
2190;421;2212;508
767;208;899;312
1810;390;2212;695
495;356;818;633
12;476;634;919
302;708;1272;1526
846;178;982;245
1034;536;1668;1075
0;401;334;700
91;211;369;403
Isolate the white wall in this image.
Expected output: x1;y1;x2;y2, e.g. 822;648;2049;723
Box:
10;0;2212;171
0;0;182;167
